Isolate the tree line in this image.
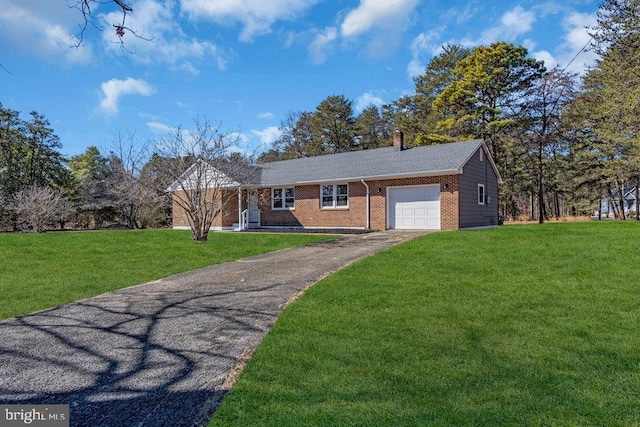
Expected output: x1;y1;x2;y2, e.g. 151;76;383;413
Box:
0;110;253;240
0;108;172;232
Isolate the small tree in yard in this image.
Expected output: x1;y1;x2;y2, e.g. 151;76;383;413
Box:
106;132;169;229
107;156;168;228
156;118;255;242
13;185;72;232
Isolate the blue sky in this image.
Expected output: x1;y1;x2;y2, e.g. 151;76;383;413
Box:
0;0;599;158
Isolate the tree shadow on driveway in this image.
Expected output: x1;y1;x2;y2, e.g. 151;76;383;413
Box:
0;282;283;426
0;231;426;426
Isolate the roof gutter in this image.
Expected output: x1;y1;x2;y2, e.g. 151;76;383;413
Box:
361;179;370;230
267;169;461;187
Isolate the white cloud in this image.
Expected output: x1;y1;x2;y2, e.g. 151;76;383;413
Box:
0;1;93;65
522;38;537;52
407;60;424;81
99;78;155;116
355;92;385;113
501;6;536;36
178;61;200;75
283;31;298;49
176;101;193;111
340;0;420;38
309;27;338;64
531;2;563;19
536;11;598;74
258;112;276;120
479;6;536;44
147;121;175;133
101;0;227;71
252;126;282;148
532;50;558;69
339;0;421;59
407;29;443;79
523;38;558;69
180;0;322;42
226;131;251;145
441;3;478;26
563;12;597;52
287;0;420;63
445;5;597;75
223;131;257;156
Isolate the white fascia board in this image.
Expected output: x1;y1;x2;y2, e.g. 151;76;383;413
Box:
166;162;240;191
271;170;460;187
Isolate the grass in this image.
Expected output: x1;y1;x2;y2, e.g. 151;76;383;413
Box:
210;222;640;426
0;229;333;320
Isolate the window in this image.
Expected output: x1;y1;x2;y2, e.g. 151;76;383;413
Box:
478;184;485;205
272;187;294;210
321;184;348;208
479;149;484;162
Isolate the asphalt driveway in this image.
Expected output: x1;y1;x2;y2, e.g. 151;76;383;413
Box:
0;230;427;426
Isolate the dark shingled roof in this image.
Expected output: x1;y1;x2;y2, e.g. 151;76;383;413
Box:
254;139;492;186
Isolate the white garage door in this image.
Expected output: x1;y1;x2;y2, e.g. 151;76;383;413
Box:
388;185;440;230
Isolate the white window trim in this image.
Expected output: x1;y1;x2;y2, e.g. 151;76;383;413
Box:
478;184;485;205
320;183;349;209
272;187;295;210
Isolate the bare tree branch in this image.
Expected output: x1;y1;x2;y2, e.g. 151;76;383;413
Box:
67;0;101;47
113;0;133;12
105;131;168;229
68;0;151;50
12;185;72;232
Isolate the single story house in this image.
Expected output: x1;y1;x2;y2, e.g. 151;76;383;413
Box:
169;132;502;231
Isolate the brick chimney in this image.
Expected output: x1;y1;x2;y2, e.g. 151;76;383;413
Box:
393;129;405;152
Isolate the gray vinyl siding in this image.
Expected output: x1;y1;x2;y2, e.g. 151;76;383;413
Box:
459;148;499;228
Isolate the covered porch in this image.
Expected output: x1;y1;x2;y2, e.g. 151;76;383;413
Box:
233;187;261;231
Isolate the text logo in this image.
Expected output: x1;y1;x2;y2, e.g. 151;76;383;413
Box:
0;405;69;427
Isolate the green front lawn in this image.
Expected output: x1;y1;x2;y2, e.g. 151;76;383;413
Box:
210;222;640;426
0;230;333;320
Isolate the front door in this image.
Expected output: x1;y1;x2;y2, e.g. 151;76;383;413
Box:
248;190;260;224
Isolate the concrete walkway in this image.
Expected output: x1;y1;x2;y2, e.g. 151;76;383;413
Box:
0;230;427;427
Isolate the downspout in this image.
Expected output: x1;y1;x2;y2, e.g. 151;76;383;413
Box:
237;187;242;230
361;179;370;230
636;178;639;221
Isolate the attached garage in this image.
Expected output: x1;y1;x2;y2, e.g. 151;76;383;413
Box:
388;185;441;230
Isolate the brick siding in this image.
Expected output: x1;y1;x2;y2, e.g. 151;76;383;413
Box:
172;176;461;231
260;175;460;230
172;189;241;229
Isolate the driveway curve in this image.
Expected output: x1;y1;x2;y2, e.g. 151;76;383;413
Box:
0;230;427;427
